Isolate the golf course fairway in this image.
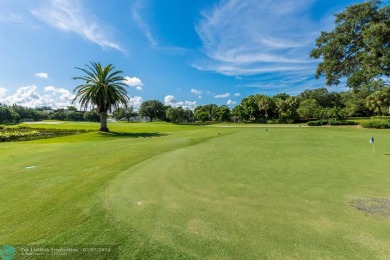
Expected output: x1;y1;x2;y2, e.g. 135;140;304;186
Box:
0;122;389;258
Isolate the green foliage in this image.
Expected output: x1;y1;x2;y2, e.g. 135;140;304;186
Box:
0;130;40;142
371;115;390;120
299;88;342;108
231;105;247;122
165;106;194;123
240;94;276;122
274;95;299;121
216;105;231;122
113;106;138;122
195;111;210;122
307;120;326;126
0;124;30;130
297;99;321;119
328;120;357;126
310;1;390;90
341;90;372;116
73;62;129;132
194;104;219;122
83;111;100;122
0;106;19;124
307;120;357;126
365;87;390;115
360;120;390;128
193;104;231;122
139;100;166;122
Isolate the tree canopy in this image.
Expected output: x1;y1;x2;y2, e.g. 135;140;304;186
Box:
139;100;165;122
310;0;390;90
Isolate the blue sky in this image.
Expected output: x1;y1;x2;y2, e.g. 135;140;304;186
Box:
0;0;387;110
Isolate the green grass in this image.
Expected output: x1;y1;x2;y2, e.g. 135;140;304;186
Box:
0;122;389;258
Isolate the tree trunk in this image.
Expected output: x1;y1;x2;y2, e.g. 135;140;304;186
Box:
377;106;382;116
99;112;109;132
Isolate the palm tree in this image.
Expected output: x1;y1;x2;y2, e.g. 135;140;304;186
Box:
365;89;390;116
73;62;129;132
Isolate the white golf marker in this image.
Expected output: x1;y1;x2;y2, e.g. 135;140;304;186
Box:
369;137;375;155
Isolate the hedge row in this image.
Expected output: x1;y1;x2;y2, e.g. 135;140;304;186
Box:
359;120;390;129
0;124;31;130
307;120;357;126
0;130;40;142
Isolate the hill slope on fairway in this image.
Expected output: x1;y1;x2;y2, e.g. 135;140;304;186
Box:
0;123;389;258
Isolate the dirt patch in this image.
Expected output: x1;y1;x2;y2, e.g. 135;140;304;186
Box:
350;198;390;217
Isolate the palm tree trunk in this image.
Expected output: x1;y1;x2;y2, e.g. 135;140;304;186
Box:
99;112;109;132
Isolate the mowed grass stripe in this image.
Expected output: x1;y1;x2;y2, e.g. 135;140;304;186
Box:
0;124;235;246
105;127;390;259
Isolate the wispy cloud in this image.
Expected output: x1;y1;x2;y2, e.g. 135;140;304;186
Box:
191;88;202;95
129;0;191;54
31;0;125;53
131;0;157;47
34;72;49;79
214;92;230;98
194;0;318;78
0;13;24;24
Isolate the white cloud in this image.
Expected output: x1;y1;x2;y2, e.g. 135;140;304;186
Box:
233;93;240;96
123;76;143;91
191;88;202;96
45;85;75;101
34;72;48;79
164;95;176;105
227;99;236;105
2;85;48;108
0;87;7;99
31;0;125;53
128;96;143;110
214;92;230;98
0;85;75;109
164;95;197;110
194;0;318;77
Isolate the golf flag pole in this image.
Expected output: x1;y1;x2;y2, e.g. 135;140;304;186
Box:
370;137;375;155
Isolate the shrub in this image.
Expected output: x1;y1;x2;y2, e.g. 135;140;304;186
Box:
360;120;390;129
5;125;31;130
307;120;356;126
0;130;40;142
371;116;390;120
307;120;325;126
328;120;357;126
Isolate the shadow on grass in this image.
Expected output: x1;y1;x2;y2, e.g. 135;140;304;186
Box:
98;131;167;138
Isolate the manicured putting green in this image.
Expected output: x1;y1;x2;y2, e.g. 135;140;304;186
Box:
0;123;389;258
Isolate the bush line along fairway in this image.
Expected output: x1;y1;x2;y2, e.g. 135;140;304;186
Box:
0;122;389;258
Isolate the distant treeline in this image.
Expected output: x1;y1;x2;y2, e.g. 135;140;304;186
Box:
1;86;389;124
